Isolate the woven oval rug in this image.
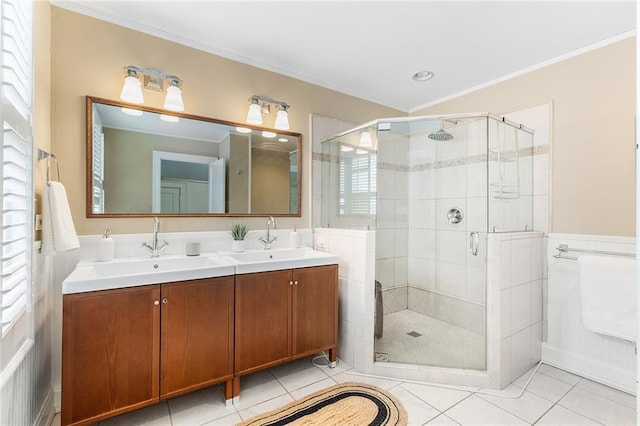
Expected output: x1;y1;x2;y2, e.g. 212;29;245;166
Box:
236;382;407;426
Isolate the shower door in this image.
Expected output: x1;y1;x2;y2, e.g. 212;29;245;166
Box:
373;117;489;371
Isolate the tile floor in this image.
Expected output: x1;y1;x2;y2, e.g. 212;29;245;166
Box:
51;356;636;426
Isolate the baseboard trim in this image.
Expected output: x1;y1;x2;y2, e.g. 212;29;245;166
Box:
53;385;61;413
34;389;55;426
541;343;635;395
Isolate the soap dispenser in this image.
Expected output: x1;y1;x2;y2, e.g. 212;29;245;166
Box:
289;225;300;248
97;227;115;262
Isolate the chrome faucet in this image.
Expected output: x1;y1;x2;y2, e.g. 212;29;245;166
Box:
258;216;277;250
142;217;169;257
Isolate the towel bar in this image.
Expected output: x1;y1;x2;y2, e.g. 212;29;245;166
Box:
553;244;636;260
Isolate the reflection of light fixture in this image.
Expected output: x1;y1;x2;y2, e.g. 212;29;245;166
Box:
341;145;354;152
356;149;368;155
360;131;373;147
119;65;185;111
160;114;179;123
121;107;143;116
278;137;288;142
246;95;291;130
262;131;276;138
236;127;252;134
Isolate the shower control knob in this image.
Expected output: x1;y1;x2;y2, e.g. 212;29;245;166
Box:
447;207;463;224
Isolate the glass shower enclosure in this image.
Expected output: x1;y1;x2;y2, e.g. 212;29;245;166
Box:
321;114;533;371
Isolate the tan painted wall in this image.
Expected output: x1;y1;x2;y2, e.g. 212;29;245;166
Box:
50;7;402;235
414;38;636;237
251;148;291;214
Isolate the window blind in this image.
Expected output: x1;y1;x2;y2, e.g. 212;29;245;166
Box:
1;0;33;335
339;150;376;216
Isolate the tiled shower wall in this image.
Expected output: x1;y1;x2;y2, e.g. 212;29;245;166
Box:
406;119;488;335
375;132;409;314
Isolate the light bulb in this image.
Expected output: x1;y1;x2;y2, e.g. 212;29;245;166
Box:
120;75;144;104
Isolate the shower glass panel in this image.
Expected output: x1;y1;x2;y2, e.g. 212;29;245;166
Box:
320;114;533;372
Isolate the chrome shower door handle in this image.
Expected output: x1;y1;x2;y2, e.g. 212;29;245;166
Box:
470;232;479;256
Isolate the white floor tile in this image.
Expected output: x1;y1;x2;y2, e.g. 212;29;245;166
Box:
237;393;294;421
559;386;636;425
400;382;471;412
331;371;400;390
388;385;440;426
425;414;461;425
289;377;338;400
536;364;581;385
167;385;236;426
99;402;171;426
478;387;554;424
535;405;601;426
512;368;573;402
201;412;243;426
232;370;287;411
270;356;330;392
445;395;529;425
576;378;636;409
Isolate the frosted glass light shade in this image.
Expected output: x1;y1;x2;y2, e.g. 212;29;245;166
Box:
164;85;184;112
262;131;276;138
160;114;179;123
246;103;263;125
120;76;144;104
121;107;143;116
274;109;290;130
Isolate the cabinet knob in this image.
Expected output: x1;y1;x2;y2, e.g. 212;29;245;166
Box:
162;298;168;304
294;280;299;286
154;300;160;306
289;280;293;286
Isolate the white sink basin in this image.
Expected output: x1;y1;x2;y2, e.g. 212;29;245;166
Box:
63;254;235;294
219;247;339;274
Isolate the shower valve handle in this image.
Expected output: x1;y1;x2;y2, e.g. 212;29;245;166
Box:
470;232;479;256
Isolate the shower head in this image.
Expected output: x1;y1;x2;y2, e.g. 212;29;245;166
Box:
428;124;454;142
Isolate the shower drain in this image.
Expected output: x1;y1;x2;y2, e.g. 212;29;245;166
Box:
374;352;389;362
407;331;422;337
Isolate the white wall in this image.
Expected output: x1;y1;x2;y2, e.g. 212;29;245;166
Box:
543;233;636;394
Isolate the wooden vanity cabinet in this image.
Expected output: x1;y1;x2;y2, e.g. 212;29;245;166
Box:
62;276;234;426
234;264;338;392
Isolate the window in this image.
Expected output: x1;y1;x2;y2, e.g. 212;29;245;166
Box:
339;146;376;216
1;0;33;337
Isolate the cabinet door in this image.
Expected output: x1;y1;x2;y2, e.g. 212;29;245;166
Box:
62;285;160;426
160;277;234;398
292;265;338;357
235;270;292;374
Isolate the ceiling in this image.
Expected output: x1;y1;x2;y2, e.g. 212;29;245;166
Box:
54;1;636;112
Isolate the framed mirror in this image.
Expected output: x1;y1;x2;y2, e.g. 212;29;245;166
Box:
86;96;301;217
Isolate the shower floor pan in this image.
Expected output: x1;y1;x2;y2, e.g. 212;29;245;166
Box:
374;309;486;370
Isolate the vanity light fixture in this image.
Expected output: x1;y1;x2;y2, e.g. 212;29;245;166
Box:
246;95;291;130
120;65;185;112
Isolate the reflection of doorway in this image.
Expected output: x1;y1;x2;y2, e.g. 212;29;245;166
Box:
151;151;225;213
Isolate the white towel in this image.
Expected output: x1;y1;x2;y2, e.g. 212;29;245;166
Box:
578;254;636;342
41;182;80;256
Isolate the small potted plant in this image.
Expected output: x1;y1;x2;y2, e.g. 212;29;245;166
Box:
230;223;249;253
